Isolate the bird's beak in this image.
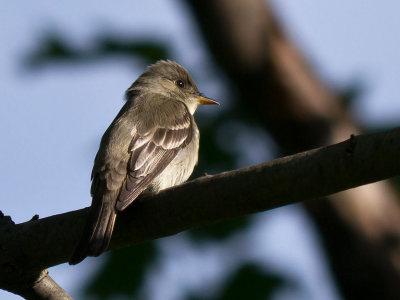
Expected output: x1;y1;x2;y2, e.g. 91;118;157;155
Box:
195;95;220;106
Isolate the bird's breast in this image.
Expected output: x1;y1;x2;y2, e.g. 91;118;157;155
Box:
150;122;200;191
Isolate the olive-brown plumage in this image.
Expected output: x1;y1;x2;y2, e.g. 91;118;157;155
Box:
69;60;218;264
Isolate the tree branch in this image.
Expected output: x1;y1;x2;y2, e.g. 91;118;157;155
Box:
1;128;399;297
11;270;73;300
0;215;73;299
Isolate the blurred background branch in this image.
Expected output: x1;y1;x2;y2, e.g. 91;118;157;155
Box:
185;0;400;299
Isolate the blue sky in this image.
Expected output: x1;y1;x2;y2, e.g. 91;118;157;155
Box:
274;0;400;126
1;1;399;299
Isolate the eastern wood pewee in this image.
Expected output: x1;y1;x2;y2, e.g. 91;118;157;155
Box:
69;60;218;264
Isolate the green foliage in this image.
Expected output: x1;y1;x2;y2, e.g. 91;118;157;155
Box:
216;265;283;300
84;242;157;299
187;264;283;300
188;216;250;240
25;32;169;69
337;80;364;109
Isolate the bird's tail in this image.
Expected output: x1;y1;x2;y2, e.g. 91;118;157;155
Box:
69;193;117;265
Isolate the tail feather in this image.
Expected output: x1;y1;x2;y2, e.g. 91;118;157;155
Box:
69;194;117;265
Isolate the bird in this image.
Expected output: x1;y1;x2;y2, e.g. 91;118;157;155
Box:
69;60;219;265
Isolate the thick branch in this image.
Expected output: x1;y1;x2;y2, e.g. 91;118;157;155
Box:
1;128;399;290
0;213;73;299
5;270;73;300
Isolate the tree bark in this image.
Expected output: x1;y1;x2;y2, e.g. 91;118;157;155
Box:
1;128;400;298
0;215;73;300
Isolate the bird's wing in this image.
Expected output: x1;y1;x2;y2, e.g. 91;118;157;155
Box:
116;98;193;211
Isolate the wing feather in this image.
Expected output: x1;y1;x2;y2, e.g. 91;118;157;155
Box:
116;99;192;211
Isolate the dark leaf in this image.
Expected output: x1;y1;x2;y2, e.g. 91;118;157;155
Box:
189;216;250;240
25;32;169;69
85;242;157;299
186;264;283;300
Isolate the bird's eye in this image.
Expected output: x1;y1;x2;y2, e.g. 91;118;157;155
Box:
175;80;185;88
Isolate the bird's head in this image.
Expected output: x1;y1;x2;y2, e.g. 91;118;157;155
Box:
127;60;219;114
